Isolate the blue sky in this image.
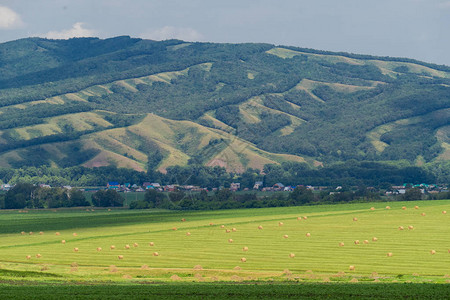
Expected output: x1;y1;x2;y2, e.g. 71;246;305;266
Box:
1;0;449;65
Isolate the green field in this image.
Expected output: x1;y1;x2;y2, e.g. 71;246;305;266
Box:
0;200;449;286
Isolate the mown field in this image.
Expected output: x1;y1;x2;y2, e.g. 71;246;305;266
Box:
0;200;449;297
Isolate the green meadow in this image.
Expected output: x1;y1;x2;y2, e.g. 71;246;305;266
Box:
0;200;449;286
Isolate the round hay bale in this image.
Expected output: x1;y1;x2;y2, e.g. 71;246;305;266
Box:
354;240;360;245
278;222;284;226
122;274;132;279
225;229;231;233
258;225;263;230
372;237;378;242
125;244;130;249
55;232;60;236
118;255;124;260
421;212;426;216
220;225;225;228
353;217;358;221
323;277;331;282
233;266;241;270
97;247;102;252
283;234;289;239
193;265;203;270
186;232;191;236
181;218;186;222
21;231;25;235
303;216;308;220
73;233;77;237
240;257;247;262
232;228;237;232
297;217;302;220
398;226;404;230
443;211;447;214
350;278;358;283
170;274;181;281
387;252;393;257
26;255;31;260
363;240;369;244
108;209;111;211
36;254;41;258
71;262;78;267
370;207;375;211
448;249;450;253
414;205;419;209
339;242;345;247
209;222;214;226
172;227;177;231
110;245;115;250
109;265;118;273
86;209;89;212
29;232;33;235
289;253;295;258
61;240;66;244
73;247;79;252
306;232;311;237
39;231;44;235
153;252;159;256
242;246;249;251
349;265;355;271
141;265;149;270
408;225;414;230
133;243;138;247
402;206;407;210
149;242;154;247
228;238;233;243
431;250;436;255
385;206;391;210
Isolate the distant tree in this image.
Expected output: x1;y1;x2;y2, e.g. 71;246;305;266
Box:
91;190;124;207
403;187;422;201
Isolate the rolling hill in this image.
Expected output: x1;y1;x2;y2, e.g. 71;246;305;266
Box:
0;36;449;174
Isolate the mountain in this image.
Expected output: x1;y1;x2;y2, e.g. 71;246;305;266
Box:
0;36;449;174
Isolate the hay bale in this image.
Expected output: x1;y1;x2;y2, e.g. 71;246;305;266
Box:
306;232;311;237
225;229;231;233
231;275;243;282
141;265;149;270
283;234;289;239
398;226;404;230
97;247;102;252
108;209;111;211
220;225;225;228
408;225;414;230
421;212;426;216
339;242;345;247
232;228;237;232
282;269;292;276
349;265;355;271
240;257;247;262
36;254;41;258
70;262;78;267
258;225;263;230
40;265;49;271
39;231;44;235
133;243;139;247
385;206;391;210
122;275;132;279
55;232;60;236
181;218;186;222
209;222;214;226
172;227;177;231
303;216;308;220
186;232;191;236
371;272;379;277
149;242;154;246
414;205;419;209
363;240;369;244
118;255;124;260
29;232;33;235
279;222;284;226
73;247;79;252
443;211;447;214
61;240;66;244
110;245;115;250
448;249;450;253
372;237;378;242
228;238;233;243
193;265;203;270
387;252;393;257
73;233;77;237
431;250;436;255
194;273;204;281
125;244;130;249
354;240;360;245
402;206;407;210
353;217;358;221
289;253;295;258
26;255;31;260
21;231;25;235
242;246;249;251
297;217;302;220
323;277;331;282
109;265;118;273
153;252;159;256
233;266;241;270
370;207;375;211
350;278;358;283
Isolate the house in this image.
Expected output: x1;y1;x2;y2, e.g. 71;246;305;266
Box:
142;182;152;189
164;185;177;192
273;183;285;191
253;181;263;190
1;184;11;191
230;182;241;191
283;186;294;192
124;183;131;188
107;182;120;189
39;184;51;188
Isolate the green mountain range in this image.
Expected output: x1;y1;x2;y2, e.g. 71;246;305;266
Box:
0;36;449;174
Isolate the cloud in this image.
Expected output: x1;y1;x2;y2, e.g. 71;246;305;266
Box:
0;5;24;29
45;22;96;39
141;26;204;41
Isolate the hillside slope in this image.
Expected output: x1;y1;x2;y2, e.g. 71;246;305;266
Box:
0;37;449;172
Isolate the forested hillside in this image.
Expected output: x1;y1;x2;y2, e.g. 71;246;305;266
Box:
0;36;449;180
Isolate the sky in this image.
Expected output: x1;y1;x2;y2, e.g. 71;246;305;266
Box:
0;0;449;65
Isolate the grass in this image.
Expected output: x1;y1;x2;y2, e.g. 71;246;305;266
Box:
0;200;449;285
